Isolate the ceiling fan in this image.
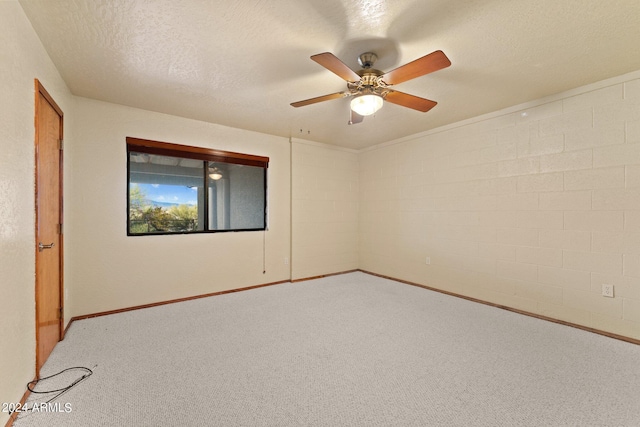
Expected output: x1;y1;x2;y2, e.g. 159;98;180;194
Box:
291;50;451;124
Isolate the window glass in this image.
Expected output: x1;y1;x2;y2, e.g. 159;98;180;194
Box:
127;139;268;236
207;162;265;230
129;153;204;234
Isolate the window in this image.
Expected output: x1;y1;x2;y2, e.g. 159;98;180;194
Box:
127;137;268;235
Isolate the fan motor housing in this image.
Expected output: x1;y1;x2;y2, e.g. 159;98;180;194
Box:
357;71;382;84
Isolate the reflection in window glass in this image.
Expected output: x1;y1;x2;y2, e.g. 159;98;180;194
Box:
207;162;265;230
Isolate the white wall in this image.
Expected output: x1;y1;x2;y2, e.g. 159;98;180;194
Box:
291;140;359;280
66;98;291;317
0;1;74;425
360;73;640;340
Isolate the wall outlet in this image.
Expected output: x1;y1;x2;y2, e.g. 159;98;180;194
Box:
284;257;289;265
602;284;614;298
425;256;431;265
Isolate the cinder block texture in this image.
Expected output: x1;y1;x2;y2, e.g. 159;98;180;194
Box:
360;77;640;340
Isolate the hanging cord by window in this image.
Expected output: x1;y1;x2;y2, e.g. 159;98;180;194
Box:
262;228;266;274
27;366;93;405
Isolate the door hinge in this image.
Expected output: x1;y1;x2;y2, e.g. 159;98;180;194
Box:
58;139;64;150
59;307;63;319
58;223;63;235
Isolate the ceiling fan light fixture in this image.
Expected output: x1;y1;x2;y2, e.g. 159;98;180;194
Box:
350;94;383;116
209;168;223;180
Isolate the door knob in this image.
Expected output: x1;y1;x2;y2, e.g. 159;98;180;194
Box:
38;242;55;252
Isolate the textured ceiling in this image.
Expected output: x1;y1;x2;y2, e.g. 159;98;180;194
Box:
19;0;640;149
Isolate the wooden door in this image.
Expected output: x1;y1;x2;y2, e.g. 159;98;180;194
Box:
35;80;64;376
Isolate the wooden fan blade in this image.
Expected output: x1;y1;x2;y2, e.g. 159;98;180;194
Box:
290;92;350;108
311;52;361;82
384;90;437;112
380;50;451;85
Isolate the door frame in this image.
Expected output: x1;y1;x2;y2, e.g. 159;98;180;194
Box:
34;79;64;376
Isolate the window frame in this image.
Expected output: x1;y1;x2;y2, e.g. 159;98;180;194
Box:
126;137;268;236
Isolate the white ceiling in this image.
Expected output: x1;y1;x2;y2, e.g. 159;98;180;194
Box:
19;0;640;150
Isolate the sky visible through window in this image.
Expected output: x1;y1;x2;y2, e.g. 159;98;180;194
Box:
137;183;198;206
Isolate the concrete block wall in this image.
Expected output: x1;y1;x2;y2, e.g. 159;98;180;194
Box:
291;140;359;280
359;75;640;340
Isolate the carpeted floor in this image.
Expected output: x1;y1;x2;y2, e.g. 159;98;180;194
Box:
14;272;640;426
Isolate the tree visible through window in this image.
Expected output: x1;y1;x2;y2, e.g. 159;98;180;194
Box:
127;138;268;235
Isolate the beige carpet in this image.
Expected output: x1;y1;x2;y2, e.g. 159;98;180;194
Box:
14;272;640;426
